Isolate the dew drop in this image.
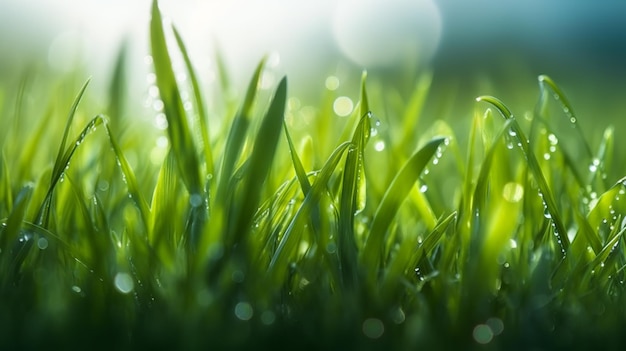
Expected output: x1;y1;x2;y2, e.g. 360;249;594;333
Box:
189;193;203;208
419;184;428;193
114;272;134;294
372;140;384;151
37;237;49;250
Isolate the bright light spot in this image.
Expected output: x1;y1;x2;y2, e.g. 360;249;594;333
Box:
502;182;524;203
325;76;340;90
155;113;168;130
509;239;518;249
374;140;386;151
234;302;254;321
37;237;49;250
333;96;353;117
71;285;82;293
333;0;442;68
114;272;134;294
362;318;385;339
473;324;494;344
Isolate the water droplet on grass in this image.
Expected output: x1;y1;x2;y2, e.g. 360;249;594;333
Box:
502;182;524;203
114;272;134;294
37;237;48;250
189;193;203;207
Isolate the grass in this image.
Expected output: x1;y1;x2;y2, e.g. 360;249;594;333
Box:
2;1;626;349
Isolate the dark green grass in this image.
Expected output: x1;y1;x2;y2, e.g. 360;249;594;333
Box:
1;1;626;349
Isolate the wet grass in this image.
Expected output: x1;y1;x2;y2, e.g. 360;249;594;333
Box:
1;1;626;349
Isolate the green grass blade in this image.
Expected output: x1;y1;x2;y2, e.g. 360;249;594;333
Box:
172;25;214;178
284;124;311;195
35;115;104;227
361;137;446;280
229;77;287;248
103;119;151;233
268;141;353;284
51;79;91;182
0;151;12;215
477;95;569;256
150;0;202;194
215;58;267;204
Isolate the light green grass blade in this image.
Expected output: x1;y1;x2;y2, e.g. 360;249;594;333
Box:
361;137;446;280
477;95;569;255
150;150;184;268
0;151;12;215
215;58;267;204
150;0;202;194
268;141;353;284
51;79;90;183
107;40;128;133
172;25;214;178
229;77;287;248
284;124;311;194
36;114;104;227
103;119;150;232
338;112;371;288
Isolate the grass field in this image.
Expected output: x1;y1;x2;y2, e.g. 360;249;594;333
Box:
1;1;626;350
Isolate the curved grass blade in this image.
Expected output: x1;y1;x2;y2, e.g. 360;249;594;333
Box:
538;75;593;160
268;141;353;283
150;0;202;194
361;137;446;279
477;95;569;255
35;115;105;227
103;120;150;232
284;124;311;195
229;77;287;248
51;79;91;182
172;25;214;178
215;57;267;204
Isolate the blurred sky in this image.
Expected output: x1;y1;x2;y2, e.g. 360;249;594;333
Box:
0;0;625;101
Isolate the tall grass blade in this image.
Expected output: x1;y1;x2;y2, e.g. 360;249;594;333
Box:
361;137;446;281
35;114;104;227
172;25;214;178
150;0;202;194
229;77;287;248
477;95;569;255
103;120;150;232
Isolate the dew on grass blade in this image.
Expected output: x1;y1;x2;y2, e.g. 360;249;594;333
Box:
362;318;384;339
71;286;82;293
235;302;253;321
114;272;134;294
189;193;203;207
37;237;48;250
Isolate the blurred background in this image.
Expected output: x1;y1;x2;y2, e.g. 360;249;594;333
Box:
1;0;625;122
